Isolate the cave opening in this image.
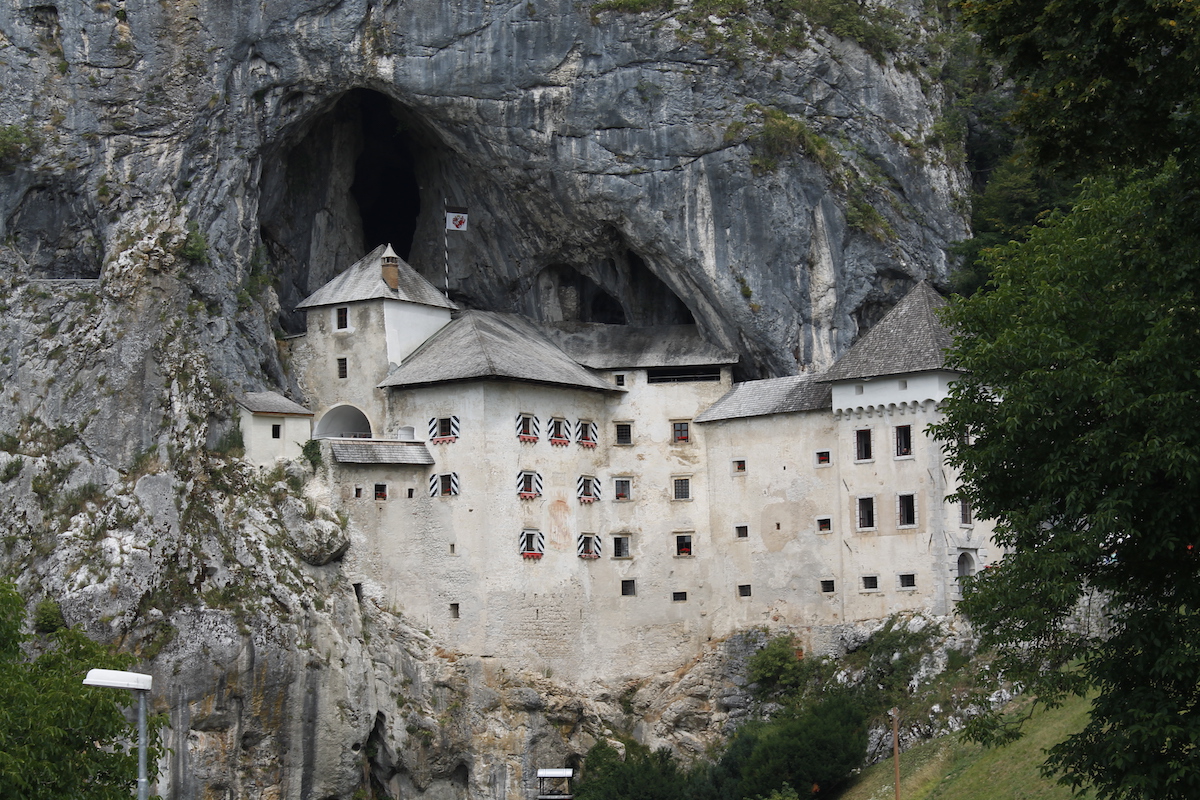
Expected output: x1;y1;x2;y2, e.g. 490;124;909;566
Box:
348;90;421;260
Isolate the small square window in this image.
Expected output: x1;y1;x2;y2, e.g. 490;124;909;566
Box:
898;379;908;390
336;307;348;329
895;425;913;457
615;374;626;386
337;358;348;379
862;575;879;590
271;424;281;439
672;421;690;443
614;478;632;501
898;494;917;527
615;422;633;445
437;417;454;438
738;584;752;597
732;459;747;475
815;450;831;466
672;591;688;602
449;603;460;618
817;517;832;532
673;477;691;500
621;579;636;596
899;573;916;588
735;525;749;539
820;579;836;593
613;536;631;558
375;483;387;501
354;486;363;499
675;534;693;556
858;497;875;529
854;384;864;395
855;429;872;460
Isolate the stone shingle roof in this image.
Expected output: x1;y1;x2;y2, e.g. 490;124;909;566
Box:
237;391;313;416
377;311;617;393
541;323;739;369
329;440;435;465
822;281;955;382
695;374;831;423
296;243;456;312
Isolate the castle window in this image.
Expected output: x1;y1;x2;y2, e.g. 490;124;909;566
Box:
731;459;747;475
815;450;831;466
895;425;913;457
672;421;690;443
858;496;876;529
817;517;832;532
354;486;363;499
517;471;542;499
549;418;570;445
449;603;460;618
675;534;693;557
621;579;636;596
898;494;917;527
898;379;908;390
735;525;748;539
336;307;348;329
862;575;879;590
855;429;872;461
577;475;600;503
821;579;836;593
899;573;917;588
519;529;545;559
960;498;974;526
337;358;348;379
738;584;752;597
576;420;597;447
516;413;539;443
647;366;721;383
577;534;601;559
613;478;632;501
271;424;281;439
615;374;626;386
615;422;633;445
374;483;388;501
672;591;688;602
430;416;460;443
612;535;631;559
672;477;691;501
430;473;459;497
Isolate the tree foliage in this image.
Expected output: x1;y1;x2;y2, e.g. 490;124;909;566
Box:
0;580;164;800
932;161;1200;799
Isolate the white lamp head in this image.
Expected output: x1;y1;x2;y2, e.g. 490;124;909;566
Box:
83;668;153;691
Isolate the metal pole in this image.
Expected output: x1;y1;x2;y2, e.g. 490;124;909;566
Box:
138;689;149;800
892;707;900;800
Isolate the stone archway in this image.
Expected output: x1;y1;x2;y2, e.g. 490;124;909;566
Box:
957;552;976;579
314;405;373;439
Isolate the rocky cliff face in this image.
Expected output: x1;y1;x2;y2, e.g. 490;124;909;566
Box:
0;0;970;797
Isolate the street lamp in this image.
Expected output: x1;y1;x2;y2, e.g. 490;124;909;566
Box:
83;668;153;800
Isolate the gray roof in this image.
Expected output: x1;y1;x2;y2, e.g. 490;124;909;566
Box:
540;323;739;369
237;391;313;416
378;311;617;393
329;439;435;465
822;281;955;382
695;374;831;423
296;244;456;312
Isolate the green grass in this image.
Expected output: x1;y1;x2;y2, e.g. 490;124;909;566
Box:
838;694;1095;800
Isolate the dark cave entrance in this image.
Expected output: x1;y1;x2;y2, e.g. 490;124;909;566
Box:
535;249;694;327
259;89;429;333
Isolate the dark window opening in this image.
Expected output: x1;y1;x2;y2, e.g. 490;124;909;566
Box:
355;486;363;498
613;537;631;558
271;424;281;439
675;534;692;556
672;591;688;602
621;579;636;596
672;422;690;443
821;579;836;593
862;575;879;590
615;374;626;386
817;517;832;532
407;488;414;498
440;474;454;495
961;499;974;525
648;366;721;384
336;307;348;329
900;573;916;588
615;423;632;445
673;478;691;500
732;459;746;473
856;429;872;460
337;358;348;379
899;494;916;526
450;603;460;618
738;584;752;597
735;525;749;538
816;450;831;465
858;497;875;528
895;424;912;456
375;483;387;501
614;478;631;500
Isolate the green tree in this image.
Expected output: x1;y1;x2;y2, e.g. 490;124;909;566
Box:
932;161;1200;799
0;580;164;800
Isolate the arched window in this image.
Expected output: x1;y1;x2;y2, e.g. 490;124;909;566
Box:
314;405;373;439
957;552;976;579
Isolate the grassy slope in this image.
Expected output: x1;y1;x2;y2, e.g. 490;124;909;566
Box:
837;694;1095;800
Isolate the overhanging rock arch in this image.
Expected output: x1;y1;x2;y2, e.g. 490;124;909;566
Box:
314;404;373;439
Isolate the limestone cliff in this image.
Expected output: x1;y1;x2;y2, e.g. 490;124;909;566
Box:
0;0;972;797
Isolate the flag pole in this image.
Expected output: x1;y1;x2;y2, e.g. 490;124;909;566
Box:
443;196;450;301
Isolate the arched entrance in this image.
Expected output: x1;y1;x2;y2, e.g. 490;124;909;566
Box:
314;405;373;439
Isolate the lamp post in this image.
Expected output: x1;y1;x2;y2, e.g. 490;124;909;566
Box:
83;668;153;800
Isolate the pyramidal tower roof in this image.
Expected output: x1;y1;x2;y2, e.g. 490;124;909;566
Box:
822;281;955;382
296;243;456;311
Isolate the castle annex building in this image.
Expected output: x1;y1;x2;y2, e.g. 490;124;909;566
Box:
258;245;994;682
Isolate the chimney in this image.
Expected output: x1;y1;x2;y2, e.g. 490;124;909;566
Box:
381;243;400;290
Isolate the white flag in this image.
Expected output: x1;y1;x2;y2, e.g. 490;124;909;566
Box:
445;205;468;232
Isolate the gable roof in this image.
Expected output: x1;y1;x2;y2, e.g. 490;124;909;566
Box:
329;439;435;465
296;243;456;312
237;391;313;416
377;311;617;393
695;374;831;423
540;323;739;369
822;281;955;382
